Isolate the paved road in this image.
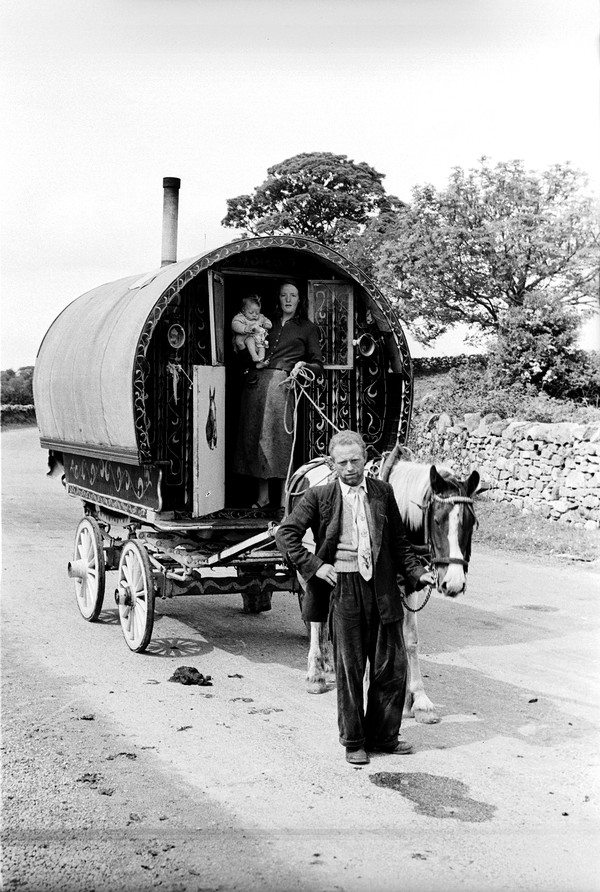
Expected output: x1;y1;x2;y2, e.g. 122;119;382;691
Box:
2;426;599;892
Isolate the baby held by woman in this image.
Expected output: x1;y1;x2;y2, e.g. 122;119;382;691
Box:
231;295;272;382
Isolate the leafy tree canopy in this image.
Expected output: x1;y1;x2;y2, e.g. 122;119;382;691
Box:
1;366;34;405
222;152;402;248
360;158;599;342
488;293;600;401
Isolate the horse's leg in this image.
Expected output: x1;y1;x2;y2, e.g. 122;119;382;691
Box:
320;620;335;685
403;592;440;724
298;575;330;695
307;621;329;694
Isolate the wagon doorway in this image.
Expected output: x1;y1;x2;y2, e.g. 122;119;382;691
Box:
218;274;361;510
198;268;328;511
218;271;285;509
203;270;382;513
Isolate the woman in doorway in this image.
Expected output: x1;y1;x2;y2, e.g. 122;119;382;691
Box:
233;280;323;509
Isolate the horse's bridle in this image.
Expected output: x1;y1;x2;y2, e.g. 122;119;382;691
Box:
423;492;478;570
401;491;478;613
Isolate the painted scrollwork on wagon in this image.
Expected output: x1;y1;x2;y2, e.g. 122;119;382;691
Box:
306;369;354;458
308;280;353;369
64;454;161;508
357;345;386;442
68;486;153;520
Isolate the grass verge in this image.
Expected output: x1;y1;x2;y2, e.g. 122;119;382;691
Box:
475;497;599;563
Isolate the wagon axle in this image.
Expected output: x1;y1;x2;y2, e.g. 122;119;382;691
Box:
67;559;88;580
114;581;134;608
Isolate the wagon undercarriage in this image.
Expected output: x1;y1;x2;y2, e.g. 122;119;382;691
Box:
69;506;296;653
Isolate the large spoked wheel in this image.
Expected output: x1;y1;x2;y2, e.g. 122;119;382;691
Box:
116;540;155;653
71;516;106;621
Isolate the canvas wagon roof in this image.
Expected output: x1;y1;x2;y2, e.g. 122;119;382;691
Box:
33;235;410;464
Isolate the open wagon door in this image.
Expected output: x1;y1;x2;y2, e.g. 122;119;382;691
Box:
306;278;391;456
192;271;226;516
305;279;356;456
308;279;354;369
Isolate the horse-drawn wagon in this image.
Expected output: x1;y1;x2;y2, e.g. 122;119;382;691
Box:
33;178;415;654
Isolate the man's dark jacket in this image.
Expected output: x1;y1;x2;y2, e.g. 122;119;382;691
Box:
276;477;426;624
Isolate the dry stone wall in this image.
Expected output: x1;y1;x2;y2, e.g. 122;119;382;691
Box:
411;411;600;530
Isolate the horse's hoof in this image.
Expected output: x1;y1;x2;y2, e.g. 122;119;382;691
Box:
413;710;441;724
306;681;328;694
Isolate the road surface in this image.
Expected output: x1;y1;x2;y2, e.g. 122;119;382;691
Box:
2;426;599;892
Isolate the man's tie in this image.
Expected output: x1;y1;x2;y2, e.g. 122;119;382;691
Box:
352;487;372;581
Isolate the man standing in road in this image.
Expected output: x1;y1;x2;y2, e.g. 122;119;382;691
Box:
276;430;435;765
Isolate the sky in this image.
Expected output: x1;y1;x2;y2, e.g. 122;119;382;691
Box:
1;0;598;368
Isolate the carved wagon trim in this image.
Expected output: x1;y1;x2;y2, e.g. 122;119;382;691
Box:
66;484;158;521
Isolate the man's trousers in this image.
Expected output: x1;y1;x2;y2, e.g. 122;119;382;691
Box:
329;572;408;749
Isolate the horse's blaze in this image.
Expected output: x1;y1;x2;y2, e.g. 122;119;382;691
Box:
438;504;467;596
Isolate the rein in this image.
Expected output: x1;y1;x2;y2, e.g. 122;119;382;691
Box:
281;368;340;502
400;574;436;613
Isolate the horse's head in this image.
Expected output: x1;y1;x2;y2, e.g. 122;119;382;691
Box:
426;466;480;597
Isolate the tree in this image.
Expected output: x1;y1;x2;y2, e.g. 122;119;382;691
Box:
365;158;599;343
222;152;402;248
488;294;600;401
1;366;34;405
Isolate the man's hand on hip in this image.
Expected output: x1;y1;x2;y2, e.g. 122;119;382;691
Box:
316;563;338;586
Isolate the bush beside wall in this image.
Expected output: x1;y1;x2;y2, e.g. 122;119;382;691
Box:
1;404;36;426
412;354;487;377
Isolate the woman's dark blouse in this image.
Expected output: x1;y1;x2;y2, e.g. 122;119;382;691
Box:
266;317;324;373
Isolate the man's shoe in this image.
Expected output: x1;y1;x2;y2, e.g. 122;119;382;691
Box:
345;747;370;765
368;738;414;755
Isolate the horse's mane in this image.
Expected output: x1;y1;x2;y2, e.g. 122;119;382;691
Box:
387;460;454;532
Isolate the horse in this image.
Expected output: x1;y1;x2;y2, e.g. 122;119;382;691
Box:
284;444;480;723
205;386;217;450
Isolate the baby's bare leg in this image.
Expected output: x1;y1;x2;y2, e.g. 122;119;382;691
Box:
246;336;261;362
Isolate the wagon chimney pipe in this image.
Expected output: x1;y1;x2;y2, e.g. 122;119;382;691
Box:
161;177;181;266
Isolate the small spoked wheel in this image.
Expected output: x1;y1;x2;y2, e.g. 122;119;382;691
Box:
71;516;106;621
116;540;155;653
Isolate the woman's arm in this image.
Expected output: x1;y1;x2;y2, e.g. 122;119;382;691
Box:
301;322;324;374
289;321;325;377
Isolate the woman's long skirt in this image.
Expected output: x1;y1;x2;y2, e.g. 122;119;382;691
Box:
233;369;294;479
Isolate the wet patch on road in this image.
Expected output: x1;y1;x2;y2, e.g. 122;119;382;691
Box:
370;772;496;822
